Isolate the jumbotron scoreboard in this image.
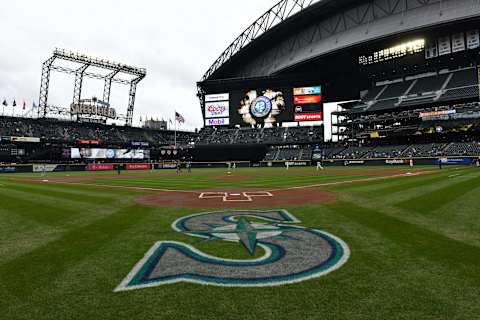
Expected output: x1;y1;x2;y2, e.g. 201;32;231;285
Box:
204;85;323;127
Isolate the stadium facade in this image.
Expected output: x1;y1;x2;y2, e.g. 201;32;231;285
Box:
1;0;480;170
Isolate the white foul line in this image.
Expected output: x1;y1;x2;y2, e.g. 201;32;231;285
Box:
36;171;430;198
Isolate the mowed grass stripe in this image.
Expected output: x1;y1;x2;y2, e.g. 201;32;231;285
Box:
0;183;133;228
397;175;480;214
4;183;117;205
0;204;151;299
328;169;442;192
2;185;118;215
22;180;134;197
356;170;471;198
330;201;480;278
0;191;81;226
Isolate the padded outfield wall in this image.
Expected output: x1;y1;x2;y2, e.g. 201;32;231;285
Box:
1;157;478;174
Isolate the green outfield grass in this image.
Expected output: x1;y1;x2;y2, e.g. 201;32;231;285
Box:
0;166;479;319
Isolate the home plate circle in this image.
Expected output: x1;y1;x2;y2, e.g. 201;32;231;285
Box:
136;188;336;209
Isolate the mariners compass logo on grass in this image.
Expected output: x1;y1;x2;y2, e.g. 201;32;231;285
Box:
115;210;350;291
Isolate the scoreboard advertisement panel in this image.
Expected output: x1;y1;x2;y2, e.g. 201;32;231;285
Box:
205;85;323;126
205;101;230;118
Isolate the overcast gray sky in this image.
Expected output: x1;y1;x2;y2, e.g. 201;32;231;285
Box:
0;0;275;130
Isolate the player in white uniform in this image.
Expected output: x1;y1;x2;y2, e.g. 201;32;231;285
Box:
316;161;324;171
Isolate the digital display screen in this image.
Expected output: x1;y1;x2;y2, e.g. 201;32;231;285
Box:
205;85;323;126
70;148;150;160
230;88;292;126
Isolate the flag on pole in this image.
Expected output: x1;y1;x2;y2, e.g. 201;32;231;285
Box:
32;101;37;108
169;119;173;124
140;116;143;122
175;111;185;124
12;100;16;107
2;99;7;106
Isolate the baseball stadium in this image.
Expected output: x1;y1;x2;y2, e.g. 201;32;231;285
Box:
1;0;480;319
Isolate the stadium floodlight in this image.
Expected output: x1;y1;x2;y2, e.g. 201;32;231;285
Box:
39;48;146;126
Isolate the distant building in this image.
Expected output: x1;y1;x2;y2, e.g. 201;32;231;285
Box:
144;119;167;130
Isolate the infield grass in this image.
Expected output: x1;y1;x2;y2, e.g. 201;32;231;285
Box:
0;166;479;320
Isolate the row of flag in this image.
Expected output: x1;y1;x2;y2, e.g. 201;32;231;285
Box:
2;99;37;109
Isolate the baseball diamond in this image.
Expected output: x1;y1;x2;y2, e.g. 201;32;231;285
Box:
2;0;480;319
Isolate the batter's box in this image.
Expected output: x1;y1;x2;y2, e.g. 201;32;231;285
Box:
199;191;273;202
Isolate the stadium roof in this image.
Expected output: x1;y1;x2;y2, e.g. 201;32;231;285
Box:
201;0;345;81
202;0;480;81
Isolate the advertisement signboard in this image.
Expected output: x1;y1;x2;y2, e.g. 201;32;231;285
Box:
33;164;59;172
205;118;230;126
420;110;456;119
294;95;322;105
11;137;41;143
294;112;323;122
126;163;151;170
77;140;101;145
205;93;229;102
132;142;149;147
293;86;321;96
438;36;452;56
0;166;17;173
439;158;474;165
87;163;114;171
467;29;480;49
385;159;410;165
205;101;230;118
88;163;112;171
452;33;466;53
344;160;365;166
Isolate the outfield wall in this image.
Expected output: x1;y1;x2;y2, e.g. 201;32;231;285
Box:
1;157;479;174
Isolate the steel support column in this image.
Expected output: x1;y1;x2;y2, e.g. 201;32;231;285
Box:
103;70;119;104
73;64;90;106
38;56;56;118
126;76;144;126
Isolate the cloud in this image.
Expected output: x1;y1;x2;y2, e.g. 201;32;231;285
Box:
0;0;275;130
